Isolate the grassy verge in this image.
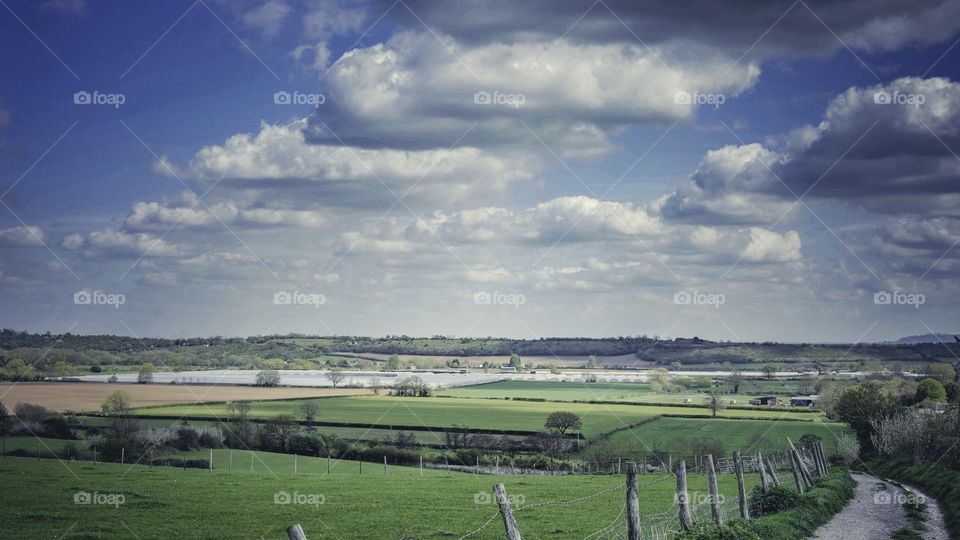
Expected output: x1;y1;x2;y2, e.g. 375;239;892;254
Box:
677;469;855;540
864;460;960;539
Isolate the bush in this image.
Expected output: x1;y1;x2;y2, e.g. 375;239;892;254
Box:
678;470;855;540
748;485;800;514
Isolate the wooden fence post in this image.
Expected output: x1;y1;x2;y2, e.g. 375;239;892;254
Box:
229;449;233;472
121;447;124;466
765;457;781;487
626;463;640;540
286;523;308;540
676;461;694;532
209;449;213;471
734;451;749;520
706;454;723;524
493;483;523;540
250;452;254;473
818;442;829;474
294;454;298;475
757;452;770;492
786;438;812;487
384;455;388;475
420;455;423;476
788;451;805;494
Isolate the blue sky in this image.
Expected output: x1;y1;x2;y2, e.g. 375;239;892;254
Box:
2;0;960;342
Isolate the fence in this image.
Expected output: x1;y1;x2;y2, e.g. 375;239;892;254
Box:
282;437;831;540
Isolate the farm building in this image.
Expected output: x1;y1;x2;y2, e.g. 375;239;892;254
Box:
748;395;778;406
789;395;818;407
500;366;518;373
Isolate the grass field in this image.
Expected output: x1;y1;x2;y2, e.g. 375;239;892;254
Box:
609;417;852;454
156;448;453;476
133;395;823;437
434;380;799;404
0;457;759;539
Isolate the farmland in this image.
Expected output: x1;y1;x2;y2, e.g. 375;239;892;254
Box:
0;457;760;539
132;395;823;437
607;417;851;454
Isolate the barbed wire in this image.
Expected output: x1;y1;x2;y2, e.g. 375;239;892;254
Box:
514;481;624;512
582;502;626;540
457;510;501;540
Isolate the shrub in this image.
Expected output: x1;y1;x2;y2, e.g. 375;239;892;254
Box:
748;485;800;514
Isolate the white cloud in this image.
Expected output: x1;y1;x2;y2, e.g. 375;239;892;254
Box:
0;226;45;247
242;0;291;37
71;229;185;257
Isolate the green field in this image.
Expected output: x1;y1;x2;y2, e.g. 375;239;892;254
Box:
0;457;760;539
133;395;823;437
609;417;852;454
435;380;799;404
158;448;453;476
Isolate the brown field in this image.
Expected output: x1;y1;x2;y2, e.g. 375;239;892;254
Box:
0;383;371;412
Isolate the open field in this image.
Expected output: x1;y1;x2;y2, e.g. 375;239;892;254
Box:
133;395;824;436
435;380;809;404
609;417;852;454
0;457;759;539
0;383;371;412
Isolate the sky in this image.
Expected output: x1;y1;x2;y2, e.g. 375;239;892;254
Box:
1;0;960;342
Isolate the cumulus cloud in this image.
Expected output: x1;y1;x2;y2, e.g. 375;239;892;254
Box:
242;0;291;37
660;77;960;224
307;32;760;155
166;119;540;203
124;191;327;231
64;229;185;258
380;0;960;55
0;226;45;247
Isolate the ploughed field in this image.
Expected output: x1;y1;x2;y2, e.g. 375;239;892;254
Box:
0;457;759;539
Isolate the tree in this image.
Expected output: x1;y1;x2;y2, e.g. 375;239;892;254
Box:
255;369;281;387
137;362;155;384
262;414;298;452
385;354;400;371
509;353;522;369
761;365;777;379
729;370;745;393
326;370;346;388
0;400;9;436
586;355;598;369
834;383;901;452
944;381;960;403
101;390;134;439
227;401;253;445
301;401;319;428
706;394;726;417
928;362;957;384
544;411;582;435
915;378;947;403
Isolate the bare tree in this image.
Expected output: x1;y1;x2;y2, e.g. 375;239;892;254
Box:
706;394;726;418
326;370;346;388
301;401;319;429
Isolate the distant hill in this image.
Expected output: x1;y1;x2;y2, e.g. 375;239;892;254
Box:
895;333;960;344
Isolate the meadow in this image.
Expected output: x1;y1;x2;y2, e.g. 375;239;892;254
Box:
133;395;823;437
609;417;852;454
0;456;759;539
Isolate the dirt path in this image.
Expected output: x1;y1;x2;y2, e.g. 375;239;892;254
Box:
812;472;948;540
